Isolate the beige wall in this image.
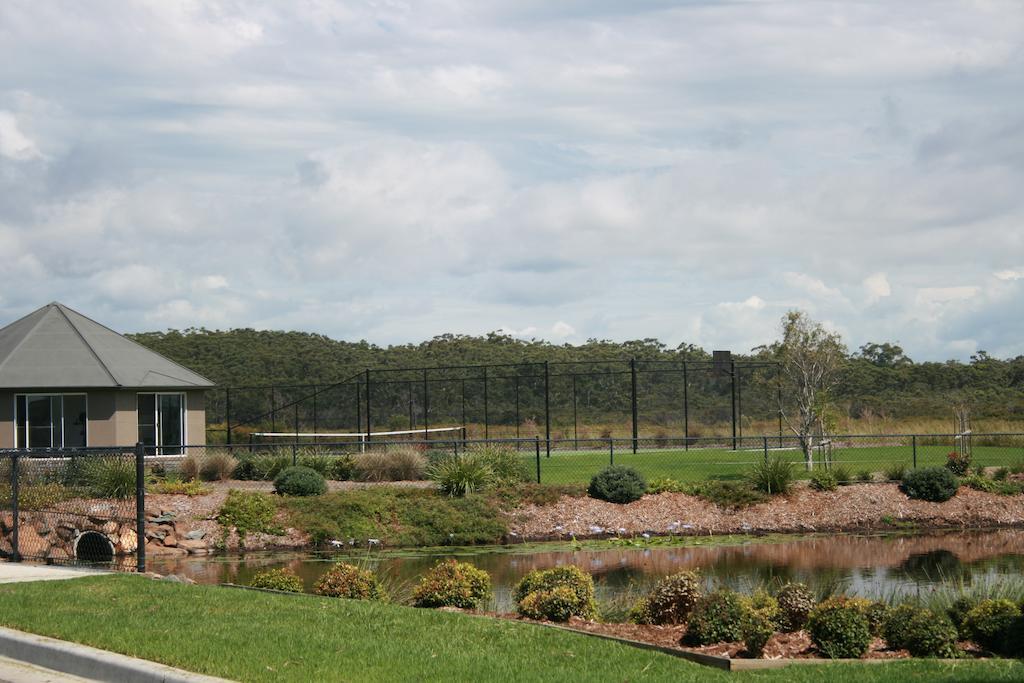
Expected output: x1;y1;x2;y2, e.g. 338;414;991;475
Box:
1;389;208;448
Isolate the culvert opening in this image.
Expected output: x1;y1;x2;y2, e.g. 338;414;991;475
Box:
74;531;115;563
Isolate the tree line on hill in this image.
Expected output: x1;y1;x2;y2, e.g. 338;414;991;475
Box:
129;326;1024;431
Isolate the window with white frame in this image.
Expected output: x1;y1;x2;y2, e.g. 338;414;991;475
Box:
138;393;185;454
14;394;88;449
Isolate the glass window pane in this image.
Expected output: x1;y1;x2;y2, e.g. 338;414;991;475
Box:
138;393;156;452
27;395;54;448
63;395;87;448
159;394;183;454
15;395;26;448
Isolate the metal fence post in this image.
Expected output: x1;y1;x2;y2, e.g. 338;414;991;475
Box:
544;361;551;458
912;435;917;469
483;367;489;440
609;438;614;466
683;360;689;451
10;453;19;562
535;437;541;484
135;442;146;574
763;436;769;464
225;387;232;445
365;369;372;443
630;358;638;454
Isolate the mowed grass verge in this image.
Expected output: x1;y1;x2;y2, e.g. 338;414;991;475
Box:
529;445;1024;485
1;576;1023;682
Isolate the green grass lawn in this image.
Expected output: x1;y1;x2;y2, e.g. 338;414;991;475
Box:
0;576;1021;682
530;445;1024;485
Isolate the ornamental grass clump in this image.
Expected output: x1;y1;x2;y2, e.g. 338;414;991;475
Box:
630;571;703;625
746;456;794;496
515;566;597;622
776;582;816;632
353;448;427;482
412;559;491;610
683;589;751;646
900;467;959;502
273;466;327;497
587;466;647;504
806;599;872;659
85;457;136;499
429;452;494;497
250;568;304;593
314;562;384;601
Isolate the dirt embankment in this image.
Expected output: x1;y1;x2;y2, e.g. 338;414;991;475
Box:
508;483;1024;540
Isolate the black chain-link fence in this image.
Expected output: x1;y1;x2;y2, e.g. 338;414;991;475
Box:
168;432;1024;487
1;446;145;570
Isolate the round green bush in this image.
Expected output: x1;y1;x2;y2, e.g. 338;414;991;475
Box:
963;599;1021;652
518;586;586;622
313;562;384;600
249;567;304;593
742;610;776;658
899;467;959;502
630;571;703;625
273;466;327;497
946;596;976;639
587;466;647;504
412;559;491;609
743;590;782;629
776;583;816;632
807;601;872;659
514;566;596;621
882;603;923;650
684;589;751;645
902;609;959;658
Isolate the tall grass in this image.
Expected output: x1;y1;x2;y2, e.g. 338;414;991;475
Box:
746;456;795;495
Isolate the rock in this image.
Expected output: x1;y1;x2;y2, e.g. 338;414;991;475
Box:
162;534;178;547
149;513;176;524
145;543;187;557
184;529;207;541
117;529;138;554
0;512;12;533
100;521;119;535
56;524;77;542
146;527;169;540
177;538;210;554
162;574;196;585
46;546;70;561
15;525;46;556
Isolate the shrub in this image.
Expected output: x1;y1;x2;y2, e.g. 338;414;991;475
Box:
429;453;494;497
809;470;838;492
648;477;687;494
587;466;647;504
900;467;959;502
857;470;874;483
776;583;816;632
630;571;702;625
687;481;767;509
945;451;971;476
742;610;775;657
250;568;304;593
85;457;136;499
216;490;279;545
993;467;1010;481
883;603;923;650
833;465;852;485
903;609;959;658
962;474;1024;496
746;456;794;496
947;596;976;639
684;589;750;645
515;566;596;621
313;562;384;600
353;448;427;482
883;462;908;482
962;599;1021;652
412;559;491;609
327;456;355;481
274;466;327;497
807;601;872;659
743;590;782;629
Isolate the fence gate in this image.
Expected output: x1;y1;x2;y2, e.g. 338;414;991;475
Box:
1;445;145;571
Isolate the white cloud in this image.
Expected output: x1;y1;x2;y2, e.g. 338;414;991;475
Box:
863;272;892;304
551;321;575;338
783;272;845;300
0;111;41;160
994;269;1023;281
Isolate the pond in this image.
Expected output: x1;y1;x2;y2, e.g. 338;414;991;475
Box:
148;528;1024;611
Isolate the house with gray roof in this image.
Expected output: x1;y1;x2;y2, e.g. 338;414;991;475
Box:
0;302;213;451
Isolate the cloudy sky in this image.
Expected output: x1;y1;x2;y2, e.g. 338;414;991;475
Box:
1;1;1022;360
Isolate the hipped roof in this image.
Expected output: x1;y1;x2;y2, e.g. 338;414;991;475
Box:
0;302;215;389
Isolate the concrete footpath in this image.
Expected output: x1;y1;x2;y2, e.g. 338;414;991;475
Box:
0;655;93;683
0;564;103;584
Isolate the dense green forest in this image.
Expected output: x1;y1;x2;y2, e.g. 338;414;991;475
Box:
129;329;1024;439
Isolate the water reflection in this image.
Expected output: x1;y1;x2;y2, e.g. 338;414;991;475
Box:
150;528;1024;607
